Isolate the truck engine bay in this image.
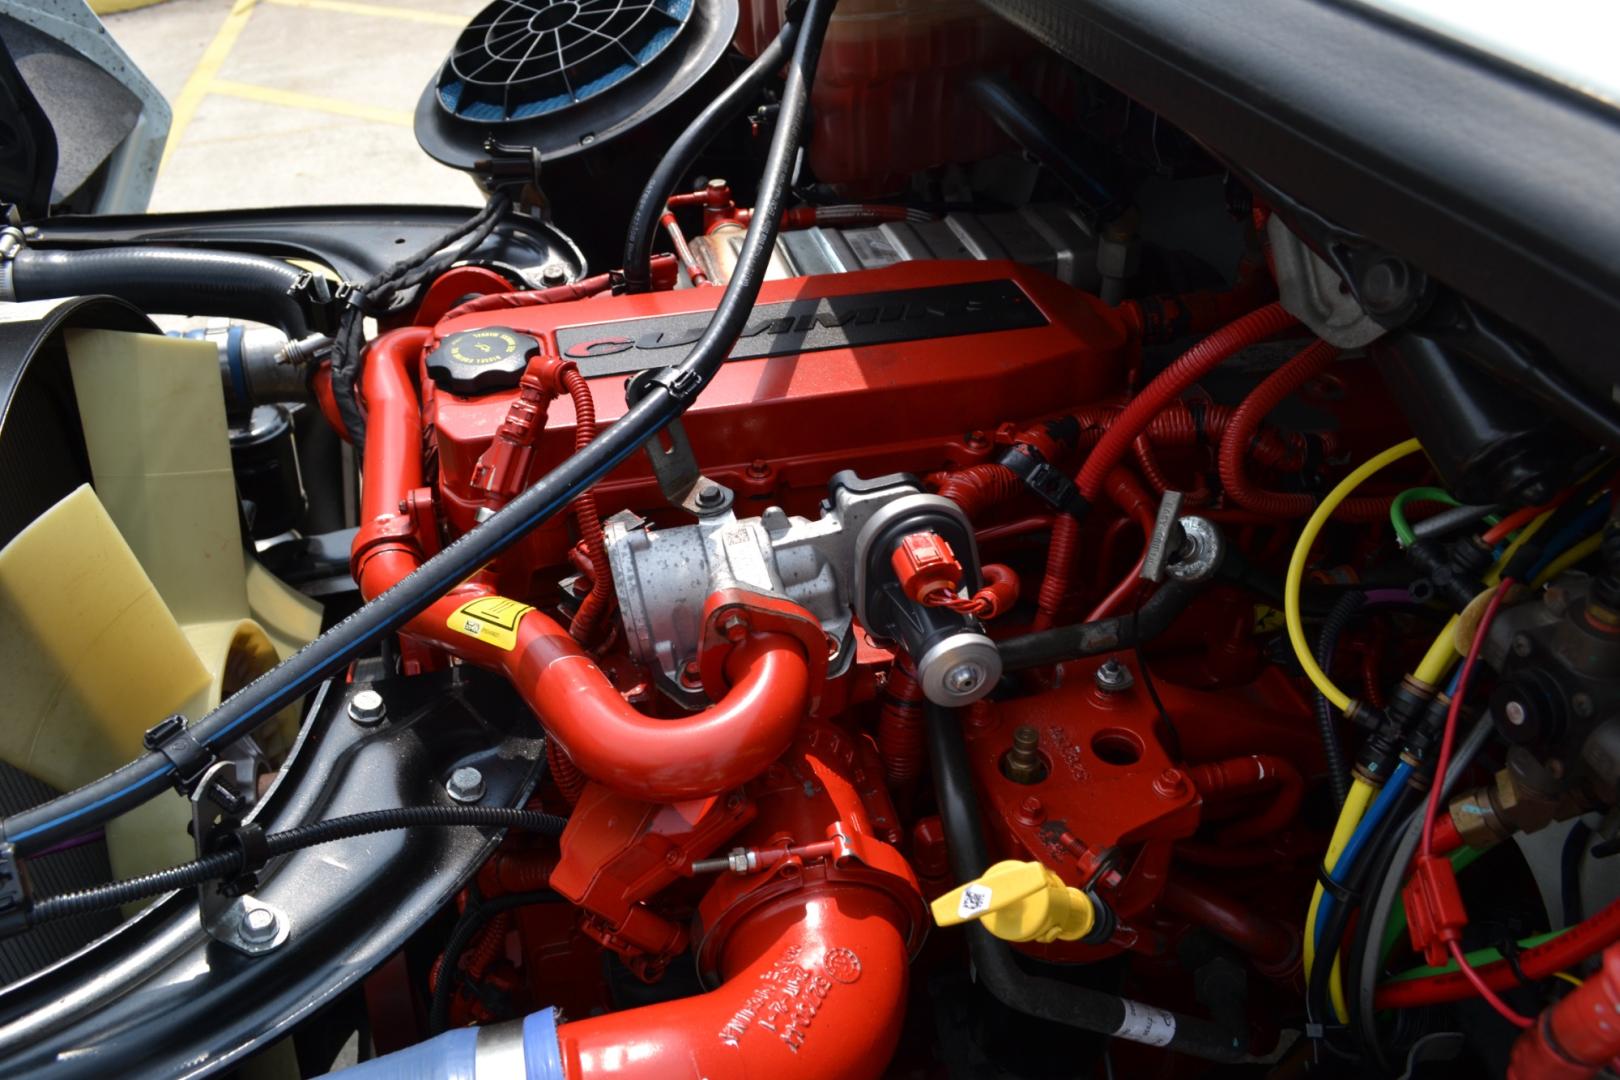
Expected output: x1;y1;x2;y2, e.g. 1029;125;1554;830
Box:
2;0;1620;1077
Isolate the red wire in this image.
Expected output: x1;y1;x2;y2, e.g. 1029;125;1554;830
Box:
1419;579;1531;1027
1450;941;1532;1029
1482;494;1574;545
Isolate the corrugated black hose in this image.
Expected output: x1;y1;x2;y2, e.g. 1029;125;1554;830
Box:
25;807;567;929
1314;590;1363;808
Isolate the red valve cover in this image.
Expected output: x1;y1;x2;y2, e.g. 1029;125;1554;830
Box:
423;260;1132;571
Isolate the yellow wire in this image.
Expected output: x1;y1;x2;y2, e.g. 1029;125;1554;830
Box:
1534;534;1603;589
1486;509;1554;586
1553;971;1585;989
1286;438;1424;713
1413;615;1461;688
1303;778;1376;982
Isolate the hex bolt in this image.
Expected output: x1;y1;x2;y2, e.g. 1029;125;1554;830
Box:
447;766;487;804
1512;634;1534;659
696;484;725;509
1153;768;1189;800
720;612;750;642
539;261;570;287
240;906;280;946
1017;796;1045;825
348;689;386;727
1573;693;1595;720
1504;700;1528;727
1095;657;1134;693
945;663;984;697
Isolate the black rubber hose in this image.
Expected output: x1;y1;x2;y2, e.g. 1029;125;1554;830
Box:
0;0;839;858
8;246;314;337
1314;590;1363;808
26;806;567;927
925;702;1247;1063
997;580;1197;671
427;887;562;1035
621;18;801;293
966;74;1124;227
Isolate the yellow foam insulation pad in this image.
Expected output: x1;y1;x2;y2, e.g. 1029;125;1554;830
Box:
0;485;207;873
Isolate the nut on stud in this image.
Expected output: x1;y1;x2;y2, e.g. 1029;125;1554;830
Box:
1094;658;1134;693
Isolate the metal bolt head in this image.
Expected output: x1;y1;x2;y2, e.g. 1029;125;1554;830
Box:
348;689;386;726
240;906;279;945
1512;633;1534;658
944;663;984;696
696;484;724;508
447;766;486;804
1504;700;1528;726
1095;658;1134;693
720;612;750;642
539;261;569;287
1572;693;1595;720
1153;768;1188;800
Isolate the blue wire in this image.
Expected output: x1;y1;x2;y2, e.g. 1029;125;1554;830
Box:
1525;494;1613;581
1313;760;1415;949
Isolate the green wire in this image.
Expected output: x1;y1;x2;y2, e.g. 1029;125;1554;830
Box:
1383;926;1566;984
1391;486;1460;548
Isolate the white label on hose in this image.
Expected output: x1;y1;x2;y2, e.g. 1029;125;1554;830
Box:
1115;1000;1177;1047
956;883;993;920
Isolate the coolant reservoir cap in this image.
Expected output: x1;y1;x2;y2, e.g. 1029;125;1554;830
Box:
426;327;539;396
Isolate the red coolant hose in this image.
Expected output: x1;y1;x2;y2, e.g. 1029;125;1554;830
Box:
1187;754;1307;846
1076;302;1298;503
350;327;814;803
560;369;613;644
1217;339;1386;522
1376;896;1620;1010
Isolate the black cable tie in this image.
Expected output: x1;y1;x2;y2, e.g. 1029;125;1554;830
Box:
1315;864;1359;906
650;366;704;402
1497;934;1536;992
142;716;215;795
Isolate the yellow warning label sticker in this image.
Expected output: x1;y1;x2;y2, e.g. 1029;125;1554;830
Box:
447;596;535;651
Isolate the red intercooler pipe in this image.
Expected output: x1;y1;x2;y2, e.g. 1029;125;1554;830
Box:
350;328;813;803
555;888;911;1079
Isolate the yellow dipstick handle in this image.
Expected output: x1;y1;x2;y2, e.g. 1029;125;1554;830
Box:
931;860;1097;944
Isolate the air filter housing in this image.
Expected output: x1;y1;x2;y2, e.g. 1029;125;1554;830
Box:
416;0;738;267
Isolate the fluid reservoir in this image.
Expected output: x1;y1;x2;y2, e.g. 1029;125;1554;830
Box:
734;0;1074;192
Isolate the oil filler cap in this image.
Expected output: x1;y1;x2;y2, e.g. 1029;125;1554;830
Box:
426;327;539;396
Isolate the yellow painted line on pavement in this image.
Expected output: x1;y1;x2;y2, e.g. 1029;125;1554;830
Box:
211;79;415;126
161;0;259;171
261;0;468;27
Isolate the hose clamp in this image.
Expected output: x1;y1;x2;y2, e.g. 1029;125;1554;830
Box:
0;227;21;302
